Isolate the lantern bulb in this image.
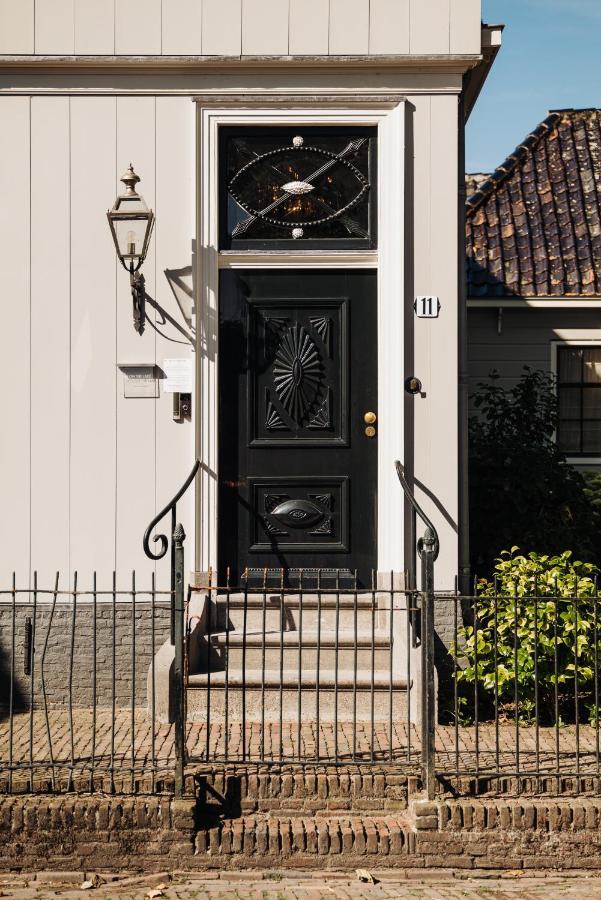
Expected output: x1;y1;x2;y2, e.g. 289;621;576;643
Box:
126;230;137;256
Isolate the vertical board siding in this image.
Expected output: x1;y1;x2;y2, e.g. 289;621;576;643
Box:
450;0;481;55
0;98;31;579
155;97;195;589
34;0;75;54
410;0;450;54
411;94;434;563
74;0;115;55
0;0;481;57
162;0;203;55
423;93;458;580
242;0;288;56
115;96;158;575
115;0;161;55
0;0;34;53
369;0;409;55
289;0;328;56
30;97;71;583
329;0;369;55
202;0;241;55
69;97;117;580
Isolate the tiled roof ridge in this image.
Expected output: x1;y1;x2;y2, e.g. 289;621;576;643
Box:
466;112;561;215
466;108;601;298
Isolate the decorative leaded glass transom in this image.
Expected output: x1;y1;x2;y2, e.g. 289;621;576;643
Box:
219;127;377;250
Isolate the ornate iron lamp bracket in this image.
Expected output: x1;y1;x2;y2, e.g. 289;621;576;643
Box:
130;269;146;335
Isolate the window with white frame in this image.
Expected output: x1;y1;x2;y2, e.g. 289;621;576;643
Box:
557;345;601;455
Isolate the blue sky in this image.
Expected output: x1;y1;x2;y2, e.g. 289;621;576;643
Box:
467;0;601;173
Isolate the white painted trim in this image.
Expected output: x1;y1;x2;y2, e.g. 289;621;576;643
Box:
218;251;378;269
468;299;601;308
195;94;406;575
550;339;601;464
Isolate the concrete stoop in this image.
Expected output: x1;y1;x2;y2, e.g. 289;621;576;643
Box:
4;789;601;873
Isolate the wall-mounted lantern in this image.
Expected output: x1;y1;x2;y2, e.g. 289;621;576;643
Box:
107;164;155;334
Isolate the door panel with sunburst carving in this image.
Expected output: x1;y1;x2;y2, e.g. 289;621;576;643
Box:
219;269;377;584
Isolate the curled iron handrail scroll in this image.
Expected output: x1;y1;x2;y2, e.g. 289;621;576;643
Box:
143;459;200;561
395;460;440;561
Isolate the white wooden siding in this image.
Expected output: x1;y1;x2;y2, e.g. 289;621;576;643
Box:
35;0;74;55
0;0;481;57
242;0;289;56
70;96;117;578
155;96;196;579
0;94;195;587
162;0;203;55
329;0;369;55
115;0;162;55
450;0;481;55
0;0;34;53
74;0;115;55
0;97;31;578
289;0;329;56
369;0;409;56
410;92;459;584
30;97;71;585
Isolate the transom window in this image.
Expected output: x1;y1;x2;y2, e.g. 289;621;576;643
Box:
219;127;377;251
557;345;601;455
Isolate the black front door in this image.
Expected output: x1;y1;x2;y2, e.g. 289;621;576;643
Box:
219;269;377;584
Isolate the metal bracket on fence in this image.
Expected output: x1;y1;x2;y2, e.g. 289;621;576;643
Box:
143;458;199;797
395;460;438;800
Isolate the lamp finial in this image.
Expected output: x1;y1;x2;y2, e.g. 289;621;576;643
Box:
120;164;140;196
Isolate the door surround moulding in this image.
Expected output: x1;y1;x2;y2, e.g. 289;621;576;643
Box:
194;92;406;577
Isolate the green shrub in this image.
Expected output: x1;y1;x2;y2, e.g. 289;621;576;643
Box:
455;548;601;724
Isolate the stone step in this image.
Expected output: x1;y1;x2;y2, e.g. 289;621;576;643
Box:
186;668;408;722
204;592;396;634
196;627;393;672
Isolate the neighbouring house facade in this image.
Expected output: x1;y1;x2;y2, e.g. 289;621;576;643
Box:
467;108;601;475
0;1;500;594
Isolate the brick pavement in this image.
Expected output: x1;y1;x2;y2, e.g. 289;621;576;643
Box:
1;709;598;789
2;871;601;899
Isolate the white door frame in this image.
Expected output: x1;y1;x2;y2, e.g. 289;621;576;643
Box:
194;93;406;577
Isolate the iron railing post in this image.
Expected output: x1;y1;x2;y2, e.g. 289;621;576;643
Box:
420;527;436;800
173;522;186;797
395;461;440;798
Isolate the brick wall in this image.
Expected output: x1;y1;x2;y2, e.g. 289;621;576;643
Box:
0;602;171;709
0;796;195;873
5;792;601;873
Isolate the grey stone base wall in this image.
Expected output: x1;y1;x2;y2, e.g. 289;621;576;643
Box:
0;602;171;709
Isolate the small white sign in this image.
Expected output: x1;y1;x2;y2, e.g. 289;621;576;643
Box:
414;296;441;318
163;357;193;394
120;365;159;399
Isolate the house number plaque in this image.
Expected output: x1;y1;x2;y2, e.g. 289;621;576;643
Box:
414;296;441;318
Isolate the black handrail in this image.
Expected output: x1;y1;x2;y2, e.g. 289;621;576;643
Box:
143;459;200;561
394;460;439;561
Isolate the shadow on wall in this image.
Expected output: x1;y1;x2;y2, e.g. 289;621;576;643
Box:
0;637;25;720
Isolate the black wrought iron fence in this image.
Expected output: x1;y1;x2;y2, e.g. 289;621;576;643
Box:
0;572;174;795
3;455;601;800
185;568;418;769
437;580;601;796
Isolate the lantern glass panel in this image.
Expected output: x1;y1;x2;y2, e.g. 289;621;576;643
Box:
114;216;149;261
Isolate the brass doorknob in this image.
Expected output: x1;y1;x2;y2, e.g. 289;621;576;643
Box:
365;426;376;438
364;411;377;425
